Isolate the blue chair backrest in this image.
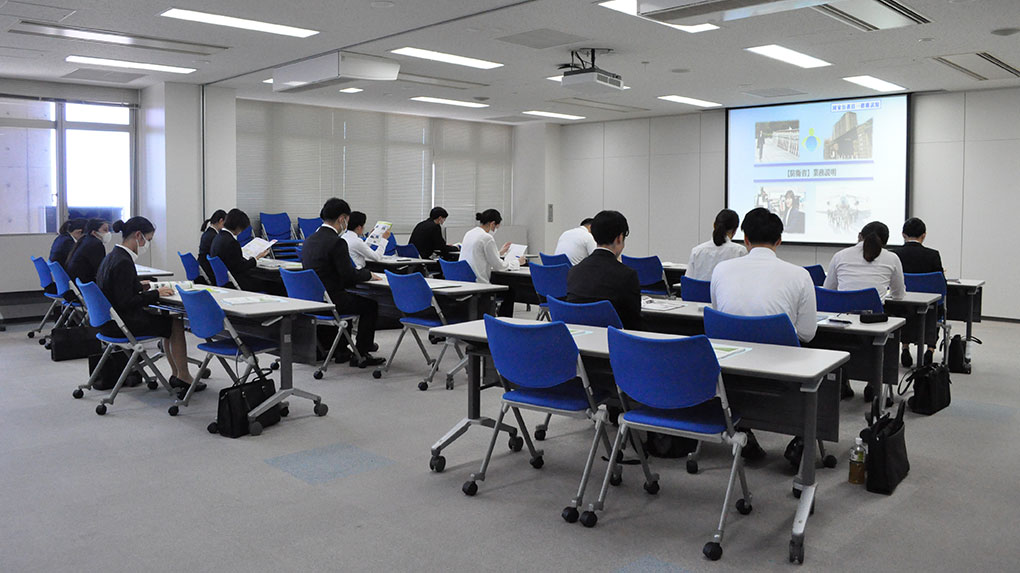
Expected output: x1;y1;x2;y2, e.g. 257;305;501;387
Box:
31;256;54;288
815;286;884;314
621;255;665;288
546;296;623;329
439;259;476;282
175;286;226;339
178;251;201;281
385;270;434;314
46;261;73;297
804;264;826;287
679;276;711;303
904;272;947;305
530;263;569;300
280;268;327;303
395;243;421;258
76;279;112;328
484;315;579;389
539;252;570;267
260;212;294;241
608;328;721;410
704;307;800;347
207;256;231;287
384;233;398;256
237;226;254;247
297;217;322;240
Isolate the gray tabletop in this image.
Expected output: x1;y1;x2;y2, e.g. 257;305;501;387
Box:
360;275;508;296
160;284;333;318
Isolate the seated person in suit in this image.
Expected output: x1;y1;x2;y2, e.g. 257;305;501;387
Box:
209;209;275;293
565;210;641;330
780;190;806;234
687;209;747;281
96;217;202;392
554;217;597;266
66;218;112;285
49;218;86;264
410;207;458;260
198;209;226;283
343;211;388;269
824;221;906;299
458;209;525;317
891;217;945;366
302;198;385;368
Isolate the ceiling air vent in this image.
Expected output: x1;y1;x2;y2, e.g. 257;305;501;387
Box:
638;0;829;25
814;0;929;32
933;53;1020;81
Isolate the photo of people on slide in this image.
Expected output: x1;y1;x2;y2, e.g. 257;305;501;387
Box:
755;186;807;234
821;189;872;232
823;111;874;160
754;120;799;162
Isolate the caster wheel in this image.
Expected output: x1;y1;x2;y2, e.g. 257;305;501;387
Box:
27;331;35;338
314;403;328;416
44;342;51;350
418;381;429;391
703;542;723;561
789;540;804;564
823;454;838;468
445;378;454;390
280;407;289;417
643;481;660;495
147;380;158;390
39;338;46;346
687;459;699;474
201;368;212;379
579;511;597;528
609;473;622;487
863;385;875;403
534;429;547;441
96;404;107;416
462;481;478;496
429;455;446;472
509;436;524;452
72;388;84;399
207;422;219;434
270;362;280;371
373;370;382;379
530;455;544;469
736;498;753;515
793;487;802;499
168;406;179;417
429;335;441;345
313;370;324;380
562;507;579;523
249;421;263;436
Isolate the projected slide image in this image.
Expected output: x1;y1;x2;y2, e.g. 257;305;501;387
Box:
755;186;807;234
755;120;800;162
821;188;872;233
824;112;874;160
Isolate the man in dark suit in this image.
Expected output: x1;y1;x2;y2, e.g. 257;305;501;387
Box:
302;198;385;368
409;206;458;260
891;217;945;366
565;210;641;330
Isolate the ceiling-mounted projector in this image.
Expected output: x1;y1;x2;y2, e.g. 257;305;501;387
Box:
561;67;625;93
273;51;399;92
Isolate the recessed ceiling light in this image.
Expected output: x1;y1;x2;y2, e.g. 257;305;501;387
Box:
410;96;489;108
160;8;319;38
658;95;722;108
547;74;631;89
339;87;363;93
391;47;503;69
523;110;585;120
262;78;273;84
598;0;718;33
746;44;831;69
842;75;905;92
65;55;196;74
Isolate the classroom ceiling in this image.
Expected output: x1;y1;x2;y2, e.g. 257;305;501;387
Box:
1;0;1018;123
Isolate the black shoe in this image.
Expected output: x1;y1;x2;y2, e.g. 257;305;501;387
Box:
901;347;913;368
370;343;379;352
840;379;855;400
169;376;207;393
740;429;766;461
923;349;934;366
333;351;354;364
351;354;385;368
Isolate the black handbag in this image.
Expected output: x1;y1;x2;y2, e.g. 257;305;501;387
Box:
899;363;951;415
861;400;909;495
210;375;281;438
946;334;970;374
87;350;143;391
50;326;102;362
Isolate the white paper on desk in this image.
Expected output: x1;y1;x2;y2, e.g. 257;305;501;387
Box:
568;328;593;337
222;295;280;305
365;221;392;249
504;243;527;261
642;299;685;311
712;344;751;361
242;237;276;259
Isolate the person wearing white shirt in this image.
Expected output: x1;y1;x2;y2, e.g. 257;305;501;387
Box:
823;221;906;300
554;218;597;265
458;209;525;316
342;211;388;269
687;209;747;281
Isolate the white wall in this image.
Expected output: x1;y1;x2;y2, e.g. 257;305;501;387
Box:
203;86;237;213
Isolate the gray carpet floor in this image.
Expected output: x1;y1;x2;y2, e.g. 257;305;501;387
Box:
1;310;1018;572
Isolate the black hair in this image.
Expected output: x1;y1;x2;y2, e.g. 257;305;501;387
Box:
201;209;227;231
711;209;740;246
111;217;155;239
66;219;109;264
223;208;251;232
430;206;449;220
320;198;351;221
741;207;783;245
784;190;800;210
860;221;889;263
475;209;502;225
590;210;629;246
580;218;594;227
348;211;368;231
60;218;87;236
902;217;926;239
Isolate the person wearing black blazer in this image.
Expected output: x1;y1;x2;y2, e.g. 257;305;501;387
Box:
95;217;202;392
302;198;385;367
891;217;945;365
198;209;226;283
66;218;111;285
209;209;275;293
781;190;806;234
566;210;642;330
409;206;458;259
49;218;86;264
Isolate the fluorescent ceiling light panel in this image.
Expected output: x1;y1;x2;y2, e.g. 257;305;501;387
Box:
658;95;722;108
598;0;718;33
410;96;488;108
842;75;905;92
339;87;363;93
391;47;502;70
746;44;831;68
160;8;319;38
523;110;585;120
65;55;195;74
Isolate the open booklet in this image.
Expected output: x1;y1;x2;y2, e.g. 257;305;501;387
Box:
503;243;527;261
149;280;193;291
241;237;277;260
365;221;392;249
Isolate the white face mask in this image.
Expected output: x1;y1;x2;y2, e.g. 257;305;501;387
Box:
137;236;150;256
100;231;113;246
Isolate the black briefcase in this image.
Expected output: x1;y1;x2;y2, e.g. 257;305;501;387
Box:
862;401;910;495
50;326;102;362
900;363;951;415
210;376;281;438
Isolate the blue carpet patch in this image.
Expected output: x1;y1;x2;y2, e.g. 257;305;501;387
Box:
265;442;393;485
944;399;1016;422
617;556;690;573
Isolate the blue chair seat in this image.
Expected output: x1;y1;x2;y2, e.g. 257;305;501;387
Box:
503;377;607;412
97;333;160;344
197;336;278;356
400;316;443;328
45;293;62;300
622;400;739;435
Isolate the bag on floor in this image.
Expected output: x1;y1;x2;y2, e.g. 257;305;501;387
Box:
643;432;698;458
50;326;101;362
946;334;969;374
899;363;951;415
861;400;909;495
212;376;281;438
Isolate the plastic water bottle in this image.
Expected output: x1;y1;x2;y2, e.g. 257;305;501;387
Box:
848;437;867;484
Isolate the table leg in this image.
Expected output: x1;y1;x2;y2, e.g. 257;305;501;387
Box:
965;289;975;342
915;306;927;369
790;378;820;564
870;333;888;409
248;315;324;421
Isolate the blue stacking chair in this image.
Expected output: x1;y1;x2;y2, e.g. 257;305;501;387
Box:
622;254;673;298
395;243;422;259
178;251;202;282
72;279;175;415
383;233;398;256
904;271;951;353
207;256;234;288
804;264;826;287
439;259;476;282
539;252;571;267
530;263;569;321
586;330;752;562
28;256;63;342
280;268;361;379
237;226;254;247
815;286;883;314
461;316;617;518
546;296;623;329
297;217;323;240
680;276;711;303
46;261;86;327
260;212;303;260
376;271;466;390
